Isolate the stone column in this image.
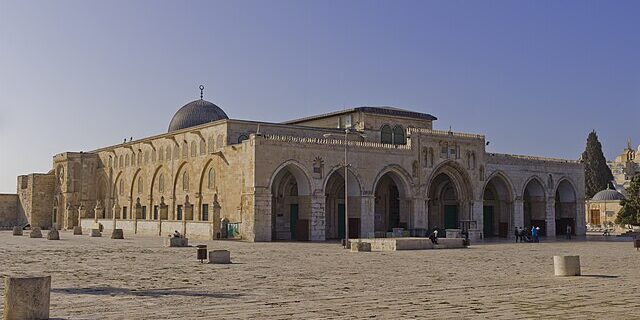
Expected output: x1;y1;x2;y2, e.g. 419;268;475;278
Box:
511;198;524;239
194;193;202;222
211;199;221;239
575;198;586;236
411;196;428;230
472;200;484;236
360;194;375;238
546;197;556;238
112;203;120;230
310;194;326;241
252;190;272;242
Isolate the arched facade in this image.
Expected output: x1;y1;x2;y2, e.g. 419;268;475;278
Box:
482;172;514;238
269;161;313;241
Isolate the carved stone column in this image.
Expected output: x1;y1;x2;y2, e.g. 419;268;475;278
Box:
360;194;375;238
512;198;524;239
546;197;556;238
310;193;326;241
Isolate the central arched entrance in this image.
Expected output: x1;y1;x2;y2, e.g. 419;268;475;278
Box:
270;163;312;241
427;162;473;236
324;168;362;240
523;178;547;235
373;171;409;236
555;179;577;236
482;174;513;238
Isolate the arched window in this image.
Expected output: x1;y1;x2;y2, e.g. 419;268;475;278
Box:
208;136;215;153
199;140;206;155
191;141;197;157
125;154;130;167
466;151;471;169
119;179;124;196
381;125;392;144
109;156;113;167
392;125;405;145
166;147;171;160
137;176;143;194
428;148;434;168
158;173;165;193
207;168;215;190
422;147;428;167
238;134;249;143
182;172;189;191
471;152;476;170
144;151;149;164
119;156;123;168
159;147;164;161
182;141;188;158
137;151;142;165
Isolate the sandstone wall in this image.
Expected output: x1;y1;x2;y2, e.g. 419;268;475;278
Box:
0;194;18;228
16;173;56;229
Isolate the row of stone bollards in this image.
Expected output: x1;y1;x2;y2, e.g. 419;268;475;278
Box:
12;226;125;241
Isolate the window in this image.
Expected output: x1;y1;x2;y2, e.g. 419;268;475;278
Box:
182;172;189;191
238;134;249;143
159;147;164;161
137;177;143;194
142;206;147;219
125;154;130;166
119;180;124;196
119;156;123;168
177;205;183;220
158;173;165;193
381;125;392;144
191;141;197;157
53;208;57;223
122;206;128;219
138;151;142;165
153;205;159;220
392;125;405;145
339;115;352;128
200;140;206;155
441;145;448;159
208;136;215;153
166;147;171;160
202;204;209;221
208;168;215;190
428;148;434;168
182;141;188;158
144;151;149;164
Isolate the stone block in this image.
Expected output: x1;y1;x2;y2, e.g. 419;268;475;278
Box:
208;250;231;264
164;237;189;247
111;229;124;239
90;229;102;237
445;229;462;238
3;275;51;320
73;226;83;235
12;226;22;236
46;229;59;240
350;242;371;252
554;255;581;276
29;228;42;239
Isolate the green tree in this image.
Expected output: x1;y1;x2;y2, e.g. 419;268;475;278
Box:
615;176;640;226
582;130;614;198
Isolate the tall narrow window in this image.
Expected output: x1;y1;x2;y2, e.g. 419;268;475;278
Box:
137;177;143;194
202;204;209;221
208;168;215;190
191;141;197;157
122;207;128;219
200;140;206;155
176;205;183;220
159;147;164;161
381;125;392;144
182;172;189;191
158;173;165;193
392;125;405;145
208;136;215;153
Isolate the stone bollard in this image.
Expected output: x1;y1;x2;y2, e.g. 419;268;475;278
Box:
90;229;102;237
164;237;189;247
29;228;42;239
73;226;83;235
208;250;231;264
3;275;51;320
554;255;581;276
46;229;60;240
351;242;372;252
111;229;124;239
12;226;23;236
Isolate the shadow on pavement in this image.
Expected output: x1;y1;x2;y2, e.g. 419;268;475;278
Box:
52;287;244;298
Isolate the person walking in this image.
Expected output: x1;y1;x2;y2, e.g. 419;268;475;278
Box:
514;226;520;243
566;225;572;240
531;226;538;243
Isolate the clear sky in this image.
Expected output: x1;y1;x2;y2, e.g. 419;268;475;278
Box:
0;0;638;193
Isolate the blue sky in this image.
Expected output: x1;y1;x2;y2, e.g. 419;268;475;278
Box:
1;0;638;193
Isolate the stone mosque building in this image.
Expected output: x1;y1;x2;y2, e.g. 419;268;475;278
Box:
5;88;586;241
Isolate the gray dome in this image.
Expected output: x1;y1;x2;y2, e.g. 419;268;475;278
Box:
591;189;625;201
168;99;228;132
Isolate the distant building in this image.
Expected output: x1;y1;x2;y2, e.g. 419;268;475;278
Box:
608;139;640;193
585;188;625;232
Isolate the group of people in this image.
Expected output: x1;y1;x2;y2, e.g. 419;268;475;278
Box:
514;226;540;243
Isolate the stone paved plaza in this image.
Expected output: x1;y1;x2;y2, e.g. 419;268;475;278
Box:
1;232;638;319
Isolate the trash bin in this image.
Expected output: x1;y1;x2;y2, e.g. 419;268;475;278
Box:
196;245;208;263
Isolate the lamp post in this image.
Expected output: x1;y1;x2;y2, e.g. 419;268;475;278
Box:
324;127;366;248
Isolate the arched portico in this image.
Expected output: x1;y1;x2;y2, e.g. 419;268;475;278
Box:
269;161;313;241
482;173;514;238
555;179;577;236
426;162;474;236
523;177;547;235
323;167;362;240
372;168;412;235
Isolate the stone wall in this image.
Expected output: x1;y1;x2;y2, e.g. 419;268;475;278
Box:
0;194;18;228
16;173;56;229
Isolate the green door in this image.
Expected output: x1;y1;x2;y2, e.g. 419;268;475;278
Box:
483;206;494;237
337;204;346;239
290;204;299;240
444;205;458;229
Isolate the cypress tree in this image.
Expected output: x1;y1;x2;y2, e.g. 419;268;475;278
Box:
615;176;640;226
581;130;614;198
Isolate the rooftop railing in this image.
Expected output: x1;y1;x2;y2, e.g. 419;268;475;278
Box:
487;152;580;164
408;127;485;140
261;134;412;150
